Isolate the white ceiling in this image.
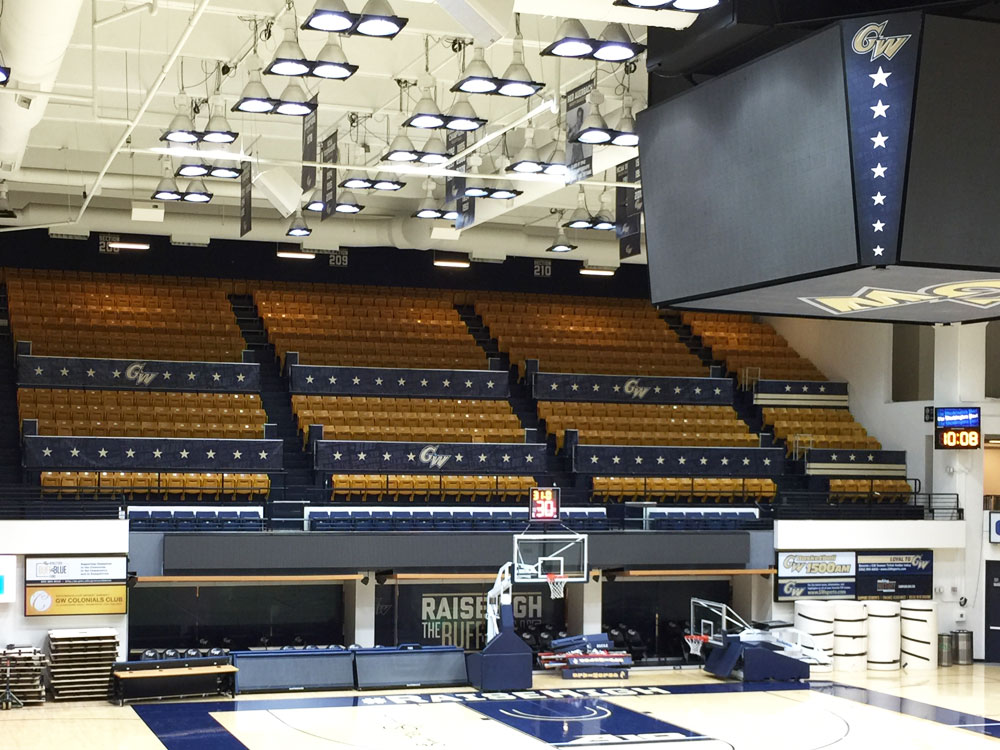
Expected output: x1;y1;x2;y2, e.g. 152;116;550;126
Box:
0;0;705;264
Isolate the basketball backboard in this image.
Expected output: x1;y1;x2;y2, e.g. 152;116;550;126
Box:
512;533;588;584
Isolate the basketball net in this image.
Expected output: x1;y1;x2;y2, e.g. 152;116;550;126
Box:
684;634;709;657
546;573;568;599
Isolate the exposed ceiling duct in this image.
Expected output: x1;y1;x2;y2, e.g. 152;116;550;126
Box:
0;0;87;175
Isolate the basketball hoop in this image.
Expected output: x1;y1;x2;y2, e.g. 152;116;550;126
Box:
683;634;709;657
546;573;568;599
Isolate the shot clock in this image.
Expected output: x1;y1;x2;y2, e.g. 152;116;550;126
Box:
529;487;561;522
934;407;981;450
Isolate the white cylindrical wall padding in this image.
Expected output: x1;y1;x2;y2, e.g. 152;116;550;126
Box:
794;600;834;672
900;600;938;670
866;600;901;671
833;600;868;672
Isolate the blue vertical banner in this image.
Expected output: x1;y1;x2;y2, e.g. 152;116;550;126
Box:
445;130;468;204
302;97;319;192
320;130;339;222
616;157;642;260
842;12;923;266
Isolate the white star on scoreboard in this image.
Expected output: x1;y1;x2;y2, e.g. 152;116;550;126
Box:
872;192;886;205
873;220;885;232
870;132;888;148
873;245;885;257
871;163;887;178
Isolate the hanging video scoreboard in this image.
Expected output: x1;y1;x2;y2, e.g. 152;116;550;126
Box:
529;487;561;522
934;407;981;450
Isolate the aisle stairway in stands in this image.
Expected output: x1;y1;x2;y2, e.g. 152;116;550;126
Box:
0;285;23;483
230;294;318;528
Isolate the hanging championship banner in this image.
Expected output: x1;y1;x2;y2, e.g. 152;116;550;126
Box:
445;130;468;204
566;79;595;184
617;157;642;259
302;97;319;192
239;164;252;237
321;130;339;221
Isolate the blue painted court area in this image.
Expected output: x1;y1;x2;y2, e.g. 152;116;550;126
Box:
132;680;1000;750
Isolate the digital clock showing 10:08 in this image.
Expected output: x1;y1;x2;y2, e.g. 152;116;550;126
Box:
934;407;981;450
529;487;561;521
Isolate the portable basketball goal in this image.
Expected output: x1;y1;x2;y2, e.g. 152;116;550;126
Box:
512;531;589;599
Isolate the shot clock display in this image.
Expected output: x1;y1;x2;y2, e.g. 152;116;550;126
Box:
529;487;561;522
934;407;981;450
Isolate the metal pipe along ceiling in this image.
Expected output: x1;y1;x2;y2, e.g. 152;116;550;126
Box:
0;0;87;174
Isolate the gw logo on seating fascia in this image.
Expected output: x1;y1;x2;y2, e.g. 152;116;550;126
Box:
125;362;160;386
419;445;452;469
852;20;912;62
800;280;1000;316
623;379;650;399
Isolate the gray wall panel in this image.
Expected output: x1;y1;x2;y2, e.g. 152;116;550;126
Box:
161;532;753;574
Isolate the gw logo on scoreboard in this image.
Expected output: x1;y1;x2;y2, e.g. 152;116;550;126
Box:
800;280;1000;316
852;20;911;61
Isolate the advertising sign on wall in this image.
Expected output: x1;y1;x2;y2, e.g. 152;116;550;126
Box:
24;555;127;617
375;583;563;650
776;551;857;601
856;550;933;600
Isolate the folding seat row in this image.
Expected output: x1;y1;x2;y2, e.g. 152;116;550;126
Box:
320;425;524;444
35;419;263;439
21;402;266;426
40;471;270;499
539;402;737;419
828;478;911;503
329;474;537;503
285;350;487;370
591;476;776;503
293;396;511;414
21;389;259;409
130;509;263;531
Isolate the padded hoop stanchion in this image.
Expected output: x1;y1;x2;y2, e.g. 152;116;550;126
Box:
866;600;901;671
900;600;937;670
833;601;868;672
794;600;834;673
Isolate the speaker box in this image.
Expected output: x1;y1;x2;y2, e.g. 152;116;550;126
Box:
253;168;303;218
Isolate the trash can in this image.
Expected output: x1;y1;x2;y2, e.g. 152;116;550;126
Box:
938;633;953;667
951;630;973;665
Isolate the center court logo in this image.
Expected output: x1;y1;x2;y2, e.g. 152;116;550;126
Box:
125;362;159;386
800;280;1000;316
418;445;451;469
852;20;911;61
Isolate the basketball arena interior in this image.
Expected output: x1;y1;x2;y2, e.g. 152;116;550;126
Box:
2;1;1000;748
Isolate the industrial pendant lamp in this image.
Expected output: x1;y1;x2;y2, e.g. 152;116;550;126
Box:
574;94;613;144
355;0;407;37
303;0;354;32
182;178;213;202
404;87;445;129
543;19;594;58
383;132;419;162
286;208;312;237
453;46;498;94
266;18;311;76
414;182;444;219
275;81;317;116
445;95;486;131
546;228;577;253
152;162;183;201
497;35;543;98
418;133;451;164
162;99;199;143
564;188;594;229
312;36;358;79
334;189;365;213
233;63;277;113
507;129;544;173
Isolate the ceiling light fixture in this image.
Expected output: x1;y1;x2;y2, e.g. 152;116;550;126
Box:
162;99;199;143
233;64;277;113
673;0;722;10
334;189;365;213
275;81;317;116
611;97;639;147
418;133;451;164
286;208;312;236
181;179;213;203
573;94;613;144
404;87;445;129
201;104;238;143
304;198;325;212
383;132;419;162
433;250;470;268
547;229;577;253
580;265;616;276
542;19;594;58
311;35;358;79
564;188;594;229
277;247;317;259
176;158;210;178
0;66;10;86
442;208;459;221
106;239;151;251
266;18;312;77
489;183;522;200
612;0;677;8
355;0;408;38
371;172;406;191
445;95;486;131
497;35;544;98
593;23;645;62
508;129;545;173
303;0;355;32
414;182;443;219
340;171;374;190
151;163;183;201
208;161;243;179
453;45;498;94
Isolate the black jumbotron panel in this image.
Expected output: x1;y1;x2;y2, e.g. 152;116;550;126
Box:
637;13;1000;323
